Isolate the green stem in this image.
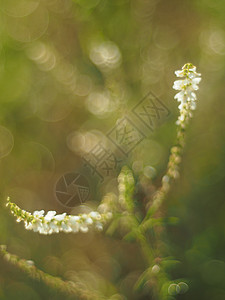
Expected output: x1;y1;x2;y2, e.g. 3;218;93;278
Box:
143;105;191;222
0;245;105;300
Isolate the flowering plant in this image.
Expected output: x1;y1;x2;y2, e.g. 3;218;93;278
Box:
6;197;112;235
1;63;201;300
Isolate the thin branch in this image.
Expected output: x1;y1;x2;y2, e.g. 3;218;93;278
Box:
0;245;105;300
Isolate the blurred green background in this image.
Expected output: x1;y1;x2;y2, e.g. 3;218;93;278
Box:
0;0;225;299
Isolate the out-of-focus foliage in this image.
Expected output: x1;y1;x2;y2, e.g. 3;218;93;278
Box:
0;0;225;299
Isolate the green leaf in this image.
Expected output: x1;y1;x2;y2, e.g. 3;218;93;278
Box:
134;268;152;292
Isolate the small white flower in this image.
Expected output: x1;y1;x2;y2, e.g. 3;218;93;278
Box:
31;220;42;232
173;79;187;90
49;221;60;233
44;211;56;222
175;70;184;77
175;65;201;78
95;222;103;231
33;210;45;217
89;211;98;218
54;213;66;221
85;217;93;225
70;222;80;233
25;222;33;230
190;101;196;110
89;211;101;220
69;216;80;224
61;223;72;233
174;91;184;102
80;225;89;233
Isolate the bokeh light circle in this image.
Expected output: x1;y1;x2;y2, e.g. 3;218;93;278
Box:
1;0;40;18
0;126;14;159
5;5;49;42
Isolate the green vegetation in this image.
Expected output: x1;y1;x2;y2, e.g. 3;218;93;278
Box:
1;1;225;299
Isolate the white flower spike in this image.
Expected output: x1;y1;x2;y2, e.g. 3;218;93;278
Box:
173;63;201;111
6;197;112;235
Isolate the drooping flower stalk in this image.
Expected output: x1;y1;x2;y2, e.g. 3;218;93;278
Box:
6;197;112;235
145;63;201;219
0;245;105;300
